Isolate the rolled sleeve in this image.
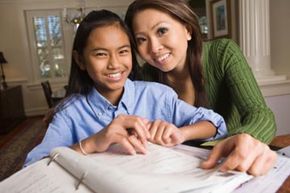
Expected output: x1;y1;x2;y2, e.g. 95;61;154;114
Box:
188;107;227;140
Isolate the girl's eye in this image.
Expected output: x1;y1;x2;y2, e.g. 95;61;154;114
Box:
95;52;107;57
157;27;168;36
119;49;130;55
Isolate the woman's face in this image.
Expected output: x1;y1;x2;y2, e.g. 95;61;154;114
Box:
78;24;132;100
132;8;191;73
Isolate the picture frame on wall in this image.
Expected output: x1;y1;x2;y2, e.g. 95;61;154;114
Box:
209;0;231;39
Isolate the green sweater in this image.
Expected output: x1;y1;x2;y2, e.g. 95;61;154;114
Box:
139;38;276;144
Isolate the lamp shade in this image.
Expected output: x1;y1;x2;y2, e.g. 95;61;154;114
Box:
0;52;7;64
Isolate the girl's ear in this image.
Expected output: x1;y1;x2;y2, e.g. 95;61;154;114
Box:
73;50;86;70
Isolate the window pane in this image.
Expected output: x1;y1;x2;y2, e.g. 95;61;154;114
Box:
48;16;62;47
33;17;47;48
52;48;65;77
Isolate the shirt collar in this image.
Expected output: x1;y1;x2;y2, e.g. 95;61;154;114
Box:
86;79;135;114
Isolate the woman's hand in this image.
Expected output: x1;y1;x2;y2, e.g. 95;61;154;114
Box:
200;133;277;176
73;114;150;155
147;120;185;147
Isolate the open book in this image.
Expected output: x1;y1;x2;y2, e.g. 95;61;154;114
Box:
0;143;253;193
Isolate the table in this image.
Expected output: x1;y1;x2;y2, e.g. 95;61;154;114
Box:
270;134;290;193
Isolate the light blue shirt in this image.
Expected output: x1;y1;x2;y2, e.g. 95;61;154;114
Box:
25;80;227;166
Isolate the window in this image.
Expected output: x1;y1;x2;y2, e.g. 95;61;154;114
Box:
26;10;69;81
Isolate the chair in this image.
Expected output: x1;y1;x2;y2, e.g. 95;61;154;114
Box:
41;81;61;108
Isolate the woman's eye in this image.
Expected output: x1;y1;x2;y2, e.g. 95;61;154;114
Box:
136;37;146;44
157;27;168;36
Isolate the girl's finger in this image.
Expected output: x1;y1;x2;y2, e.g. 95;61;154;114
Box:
148;121;159;141
155;122;166;145
114;134;136;155
128;135;147;154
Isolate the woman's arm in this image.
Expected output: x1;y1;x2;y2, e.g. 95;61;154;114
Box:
208;39;276;143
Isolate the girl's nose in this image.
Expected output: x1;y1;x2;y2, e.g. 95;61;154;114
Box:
108;54;120;69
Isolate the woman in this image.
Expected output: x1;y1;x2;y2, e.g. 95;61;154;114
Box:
125;0;277;176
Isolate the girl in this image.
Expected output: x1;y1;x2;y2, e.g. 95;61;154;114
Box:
125;0;277;176
25;9;227;166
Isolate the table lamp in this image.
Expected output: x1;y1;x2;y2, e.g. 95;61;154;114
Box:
0;52;8;89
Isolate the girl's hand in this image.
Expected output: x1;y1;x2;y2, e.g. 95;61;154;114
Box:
74;115;150;155
147;120;185;147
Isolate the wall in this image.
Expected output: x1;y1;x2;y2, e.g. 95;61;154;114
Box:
267;0;290;135
265;95;290;135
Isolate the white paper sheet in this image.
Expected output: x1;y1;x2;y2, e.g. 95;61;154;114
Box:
51;143;252;193
0;157;93;193
173;144;290;193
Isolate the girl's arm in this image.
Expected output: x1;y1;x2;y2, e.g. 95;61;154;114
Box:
180;120;217;141
146;120;217;147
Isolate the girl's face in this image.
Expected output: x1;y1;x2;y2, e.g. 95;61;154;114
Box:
132;8;191;73
79;24;132;101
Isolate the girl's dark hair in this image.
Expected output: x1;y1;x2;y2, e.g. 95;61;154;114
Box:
67;9;139;96
125;0;207;107
44;9;139;125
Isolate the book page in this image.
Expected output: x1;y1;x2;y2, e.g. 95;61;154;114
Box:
174;144;290;193
0;157;93;193
51;143;252;193
234;155;290;193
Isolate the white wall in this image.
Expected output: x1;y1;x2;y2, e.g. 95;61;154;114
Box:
265;95;290;135
267;0;290;135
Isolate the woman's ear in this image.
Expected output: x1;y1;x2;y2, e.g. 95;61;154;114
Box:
187;31;192;41
73;50;86;70
185;25;192;41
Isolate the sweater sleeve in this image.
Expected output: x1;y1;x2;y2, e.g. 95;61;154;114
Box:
213;39;276;143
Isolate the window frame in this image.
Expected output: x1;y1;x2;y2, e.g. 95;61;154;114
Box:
25;9;71;83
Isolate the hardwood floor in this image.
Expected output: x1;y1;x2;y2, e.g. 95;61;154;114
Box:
0;116;43;148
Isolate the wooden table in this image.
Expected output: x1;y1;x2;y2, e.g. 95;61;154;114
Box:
270;134;290;193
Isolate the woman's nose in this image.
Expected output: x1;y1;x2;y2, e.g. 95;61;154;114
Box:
149;38;163;54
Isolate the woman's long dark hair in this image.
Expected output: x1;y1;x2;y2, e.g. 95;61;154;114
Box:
125;0;207;107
